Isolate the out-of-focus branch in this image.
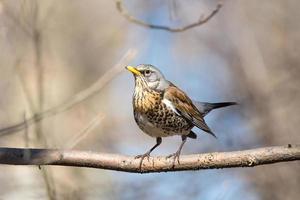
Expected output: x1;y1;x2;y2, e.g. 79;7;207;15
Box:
64;113;105;149
0;49;137;136
0;145;299;173
116;0;223;32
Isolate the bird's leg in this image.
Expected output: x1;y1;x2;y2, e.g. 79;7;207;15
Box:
135;137;162;171
167;135;187;167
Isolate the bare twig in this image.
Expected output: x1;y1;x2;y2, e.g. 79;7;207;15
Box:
0;49;137;136
168;0;178;21
64;113;105;149
0;145;299;173
23;112;29;147
116;0;223;32
8;1;56;198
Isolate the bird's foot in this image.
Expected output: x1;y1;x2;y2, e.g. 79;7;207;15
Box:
135;151;151;171
166;151;181;168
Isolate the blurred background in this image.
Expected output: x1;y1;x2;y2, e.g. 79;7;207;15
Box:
0;0;299;199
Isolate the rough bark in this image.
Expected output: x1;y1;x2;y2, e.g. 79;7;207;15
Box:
0;145;299;173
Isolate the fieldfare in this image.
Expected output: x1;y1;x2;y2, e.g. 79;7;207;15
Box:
126;64;236;169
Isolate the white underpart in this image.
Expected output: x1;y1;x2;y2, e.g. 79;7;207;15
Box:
162;98;180;115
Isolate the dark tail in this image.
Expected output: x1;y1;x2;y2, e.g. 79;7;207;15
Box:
194;101;237;116
187;131;197;139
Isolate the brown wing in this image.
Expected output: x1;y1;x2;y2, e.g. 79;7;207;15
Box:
164;83;216;138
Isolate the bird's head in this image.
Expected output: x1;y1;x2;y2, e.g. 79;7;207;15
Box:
126;64;170;91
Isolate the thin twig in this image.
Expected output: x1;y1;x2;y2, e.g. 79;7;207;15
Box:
64;113;105;149
0;49;137;136
116;0;223;32
23;112;29;147
0;145;299;173
14;1;55;198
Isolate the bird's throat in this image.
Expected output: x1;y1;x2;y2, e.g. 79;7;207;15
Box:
133;84;162;113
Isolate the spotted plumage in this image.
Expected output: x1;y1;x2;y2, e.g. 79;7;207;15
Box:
126;64;236;170
134;89;191;137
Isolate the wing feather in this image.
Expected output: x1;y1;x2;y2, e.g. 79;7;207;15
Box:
164;84;216;138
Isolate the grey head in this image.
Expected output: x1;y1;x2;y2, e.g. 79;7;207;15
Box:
126;64;170;91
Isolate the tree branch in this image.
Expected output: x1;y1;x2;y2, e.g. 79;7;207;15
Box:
0;49;137;137
0;145;299;173
116;0;223;32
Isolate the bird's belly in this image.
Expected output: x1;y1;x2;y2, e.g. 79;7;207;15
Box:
134;109;192;137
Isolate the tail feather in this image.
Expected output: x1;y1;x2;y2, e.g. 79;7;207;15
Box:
194;101;237;116
187;131;197;139
187;129;217;139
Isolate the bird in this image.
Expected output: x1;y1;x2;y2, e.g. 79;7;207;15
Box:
126;64;237;170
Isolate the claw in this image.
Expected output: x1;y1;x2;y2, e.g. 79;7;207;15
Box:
134;154;142;159
166;153;174;159
134;137;162;171
135;152;151;171
166;135;186;168
167;151;181;168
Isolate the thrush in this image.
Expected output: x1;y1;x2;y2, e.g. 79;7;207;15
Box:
126;64;236;169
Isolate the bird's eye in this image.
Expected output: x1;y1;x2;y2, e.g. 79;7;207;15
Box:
144;70;151;76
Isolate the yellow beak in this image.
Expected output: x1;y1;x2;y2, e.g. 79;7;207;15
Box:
126;66;141;76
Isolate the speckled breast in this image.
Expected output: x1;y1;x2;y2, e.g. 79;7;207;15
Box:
133;88;192;137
